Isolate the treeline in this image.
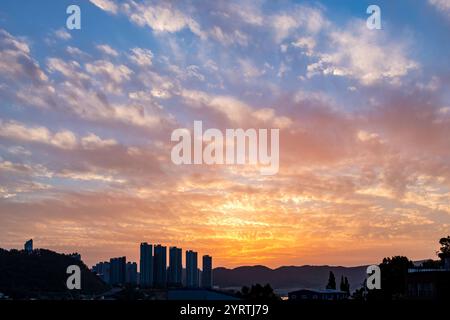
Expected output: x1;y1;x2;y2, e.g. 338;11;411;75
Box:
0;248;109;298
353;236;450;300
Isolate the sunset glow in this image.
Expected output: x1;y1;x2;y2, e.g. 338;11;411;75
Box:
0;0;449;269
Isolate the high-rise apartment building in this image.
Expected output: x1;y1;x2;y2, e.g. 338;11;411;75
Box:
126;261;138;285
140;242;153;287
201;255;212;288
92;261;110;284
109;256;126;286
168;246;182;287
24;239;33;253
153;244;167;287
186;250;199;288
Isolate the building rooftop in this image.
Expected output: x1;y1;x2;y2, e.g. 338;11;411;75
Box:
289;288;347;294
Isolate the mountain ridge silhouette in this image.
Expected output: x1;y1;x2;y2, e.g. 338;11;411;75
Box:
213;264;368;290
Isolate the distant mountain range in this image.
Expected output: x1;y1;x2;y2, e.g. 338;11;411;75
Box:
213;265;368;291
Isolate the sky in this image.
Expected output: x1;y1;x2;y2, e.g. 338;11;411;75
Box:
0;0;449;269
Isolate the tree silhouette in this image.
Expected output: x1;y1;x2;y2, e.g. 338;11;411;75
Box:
438;236;450;260
326;271;336;290
367;256;413;301
344;277;350;294
237;283;280;301
421;259;441;269
340;276;344;291
339;276;350;293
0;248;109;298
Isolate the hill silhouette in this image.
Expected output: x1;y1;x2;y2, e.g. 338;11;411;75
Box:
213;265;368;291
0;248;109;298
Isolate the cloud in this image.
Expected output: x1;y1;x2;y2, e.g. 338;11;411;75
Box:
306;23;418;85
47;58;85;79
270;5;327;43
58;171;125;183
81;133;117;149
180;89;291;128
85;60;132;84
291;37;316;56
0;120;123;151
125;2;205;38
0;3;449;268
89;0;118;14
0;29;48;84
96;44;119;57
209;26;248;46
54;28;71;41
238;58;264;78
7;146;32;156
0;120;77;149
66;46;89;58
429;0;450;19
128;47;153;66
227;2;264;26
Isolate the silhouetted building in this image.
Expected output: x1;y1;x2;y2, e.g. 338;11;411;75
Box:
406;268;450;300
168;247;182;287
153;245;167;287
288;289;348;301
186;250;199;288
126;262;138;285
445;257;450;270
110;257;126;286
92;261;110;284
24;239;33;253
167;288;240;300
201;255;212;288
140;242;153;287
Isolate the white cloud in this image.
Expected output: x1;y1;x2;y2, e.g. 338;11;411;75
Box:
52;130;78;149
89;0;118;14
47;58;82;78
238;59;264;78
186;65;205;81
150;88;171;99
271;5;327;43
66;46;89;58
0;120;120;151
0;29;48;83
54;28;71;41
294;90;334;105
209;26;248;46
0;120;77;149
46;58;90;88
271;14;299;43
96;44;119;57
357;130;380;142
128;47;153;66
429;0;450;19
85;60;132;83
180;89;291;128
277;62;289;78
228;3;264;26
8;146;32;156
81;133;117;149
291;37;316;56
127;2;205;38
111;103;162;128
0;29;30;53
306;23;418;85
181;89;249;124
58;171;125;183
